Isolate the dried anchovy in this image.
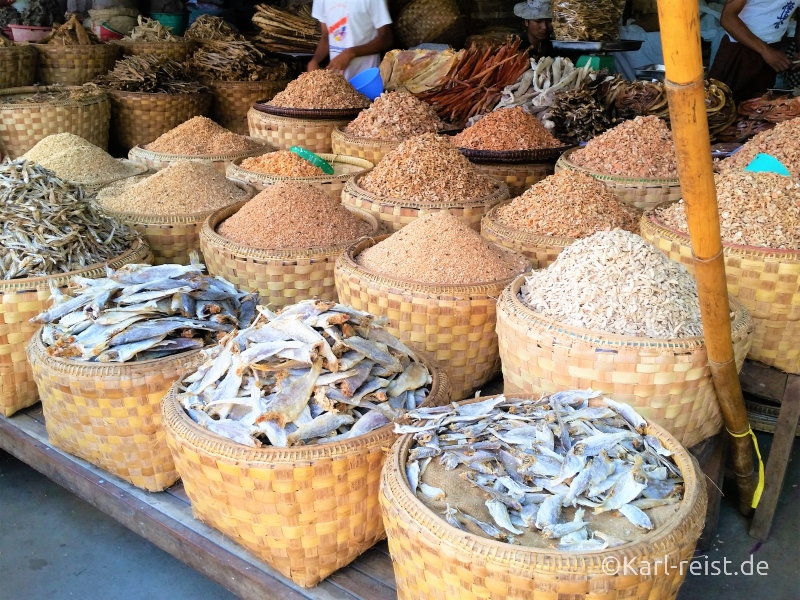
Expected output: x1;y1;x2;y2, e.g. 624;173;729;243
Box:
95;55;206;94
185;15;243;42
187;40;288;82
0;160;139;280
125;16;178;42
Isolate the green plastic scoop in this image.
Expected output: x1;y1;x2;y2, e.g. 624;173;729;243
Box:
289;146;334;175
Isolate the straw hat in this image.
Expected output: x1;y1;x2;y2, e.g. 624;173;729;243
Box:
514;0;553;20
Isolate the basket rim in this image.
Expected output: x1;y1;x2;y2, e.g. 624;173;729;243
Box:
0;44;37;54
201;78;290;89
384;393;705;566
161;347;449;461
246;106;352;126
482;200;579;247
338;235;532;294
458;144;572;164
503;275;751;350
33;43;117;51
331;125;406;147
559;148;681;185
346;172;509;209
69;158;149;188
114;38;195;46
130;138;270;162
0;84;108;107
201;199;380;259
253;102;366;120
228;152;374;183
107;89;213;100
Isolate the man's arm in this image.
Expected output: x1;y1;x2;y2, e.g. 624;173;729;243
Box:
720;0;793;71
327;25;393;73
307;26;329;72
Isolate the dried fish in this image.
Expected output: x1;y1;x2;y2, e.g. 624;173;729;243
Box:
95;55;206;94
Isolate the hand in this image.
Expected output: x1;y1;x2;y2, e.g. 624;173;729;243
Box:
327;49;354;74
307;59;320;72
761;47;792;72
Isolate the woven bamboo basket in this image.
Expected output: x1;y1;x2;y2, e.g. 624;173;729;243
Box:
381;394;707;600
330;126;401;166
0;239;152;417
127;138;269;174
199;201;380;309
641;209;800;374
115;39;196;61
34;43;121;86
472;160;555;197
335;236;531;401
481;201;576;269
0;44;37;88
496;277;754;448
556;148;681;211
247;107;351;153
162;350;451;587
28;331;202;491
101;180;254;265
341;173;509;233
108;90;212;155
0;86;110;158
205;79;289;136
226;153;373;199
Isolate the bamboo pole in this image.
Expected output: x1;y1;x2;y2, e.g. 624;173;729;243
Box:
657;0;759;514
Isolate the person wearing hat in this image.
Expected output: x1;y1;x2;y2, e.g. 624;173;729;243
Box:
514;0;553;53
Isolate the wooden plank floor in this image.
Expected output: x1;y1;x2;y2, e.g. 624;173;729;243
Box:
0;404;396;600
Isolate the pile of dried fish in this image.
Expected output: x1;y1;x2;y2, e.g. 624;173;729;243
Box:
738;92;800;123
552;0;626;41
187;40;288;82
252;4;320;53
39;14;98;45
33;259;257;363
184;15;244;42
600;77;668;121
124;16;179;42
176;299;433;447
95;55;206;94
0;160;139;280
401;391;684;549
380;48;460;95
549;73;617;144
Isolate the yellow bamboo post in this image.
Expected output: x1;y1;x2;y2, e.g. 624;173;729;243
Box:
657;0;759;513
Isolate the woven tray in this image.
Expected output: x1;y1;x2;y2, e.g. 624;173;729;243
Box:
108;90;212;155
556;148;682;211
226;153;373;200
27;331;202;492
330;126;402;166
496;276;754;448
480;201;575;269
205;79;289;136
252;102;365;120
341;173;509;233
199;200;380;309
34;43;120;86
162;350;451;587
128;138;270;174
115;39;196;61
0;239;152;417
458;144;572;164
247;107;350;153
472;160;555;198
746;395;800;436
381;394;707;600
641;208;800;374
0;86;110;158
335;236;531;401
0;44;37;89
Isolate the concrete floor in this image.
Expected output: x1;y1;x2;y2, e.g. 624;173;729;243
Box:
0;433;797;599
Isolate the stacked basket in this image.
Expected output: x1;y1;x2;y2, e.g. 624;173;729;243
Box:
115;38;196;61
34;43;120;85
330;126;402;166
205;80;289;136
0;43;37;88
247;104;356;154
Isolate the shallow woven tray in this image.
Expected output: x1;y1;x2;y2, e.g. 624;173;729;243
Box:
335;235;531;401
199;200;380;309
330;126;402;166
341;173;509;233
556;148;682;211
205;79;289;136
0;238;152;417
496;276;754;448
34;43;120;86
162;350;451;587
0;44;37;89
226;152;373;199
381;394;707;600
247;107;350;153
28;331;202;491
128;138;270;174
115;39;196;61
458;144;572;164
641;208;800;374
252;102;365;120
472;161;555;199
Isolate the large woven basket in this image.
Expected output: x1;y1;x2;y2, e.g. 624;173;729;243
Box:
641;209;800;374
34;43;121;86
28;331;201;492
199;201;380;309
0;239;152;417
115;39;196;61
101;180;254;265
0;44;37;88
395;0;466;48
226;153;373;200
0;86;110;158
496;277;754;448
205;79;289;136
108;90;212;155
381;394;707;600
330;126;402;166
480;201;576;269
335;236;531;400
472;160;555;197
341;173;509;233
247;107;351;153
162;350;451;587
556;148;681;211
127;138;270;174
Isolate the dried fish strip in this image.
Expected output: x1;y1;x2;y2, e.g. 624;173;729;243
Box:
95;55;206;95
251;4;320;54
176;299;433;447
187;40;288;82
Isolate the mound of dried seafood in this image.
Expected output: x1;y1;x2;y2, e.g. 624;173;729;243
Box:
184;15;244;42
124;16;179;42
401;391;684;549
719;117;800;178
187;40;288;82
144;116;263;155
345;92;445;140
454;107;561;151
252;3;320;53
95;55;206;94
0;160;138;280
268;70;370;110
33;259;257;363
40;14;98;45
520;229;703;338
176;299;433;447
239;151;325;177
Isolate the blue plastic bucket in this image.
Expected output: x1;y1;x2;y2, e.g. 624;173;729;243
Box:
348;67;383;101
151;13;188;36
